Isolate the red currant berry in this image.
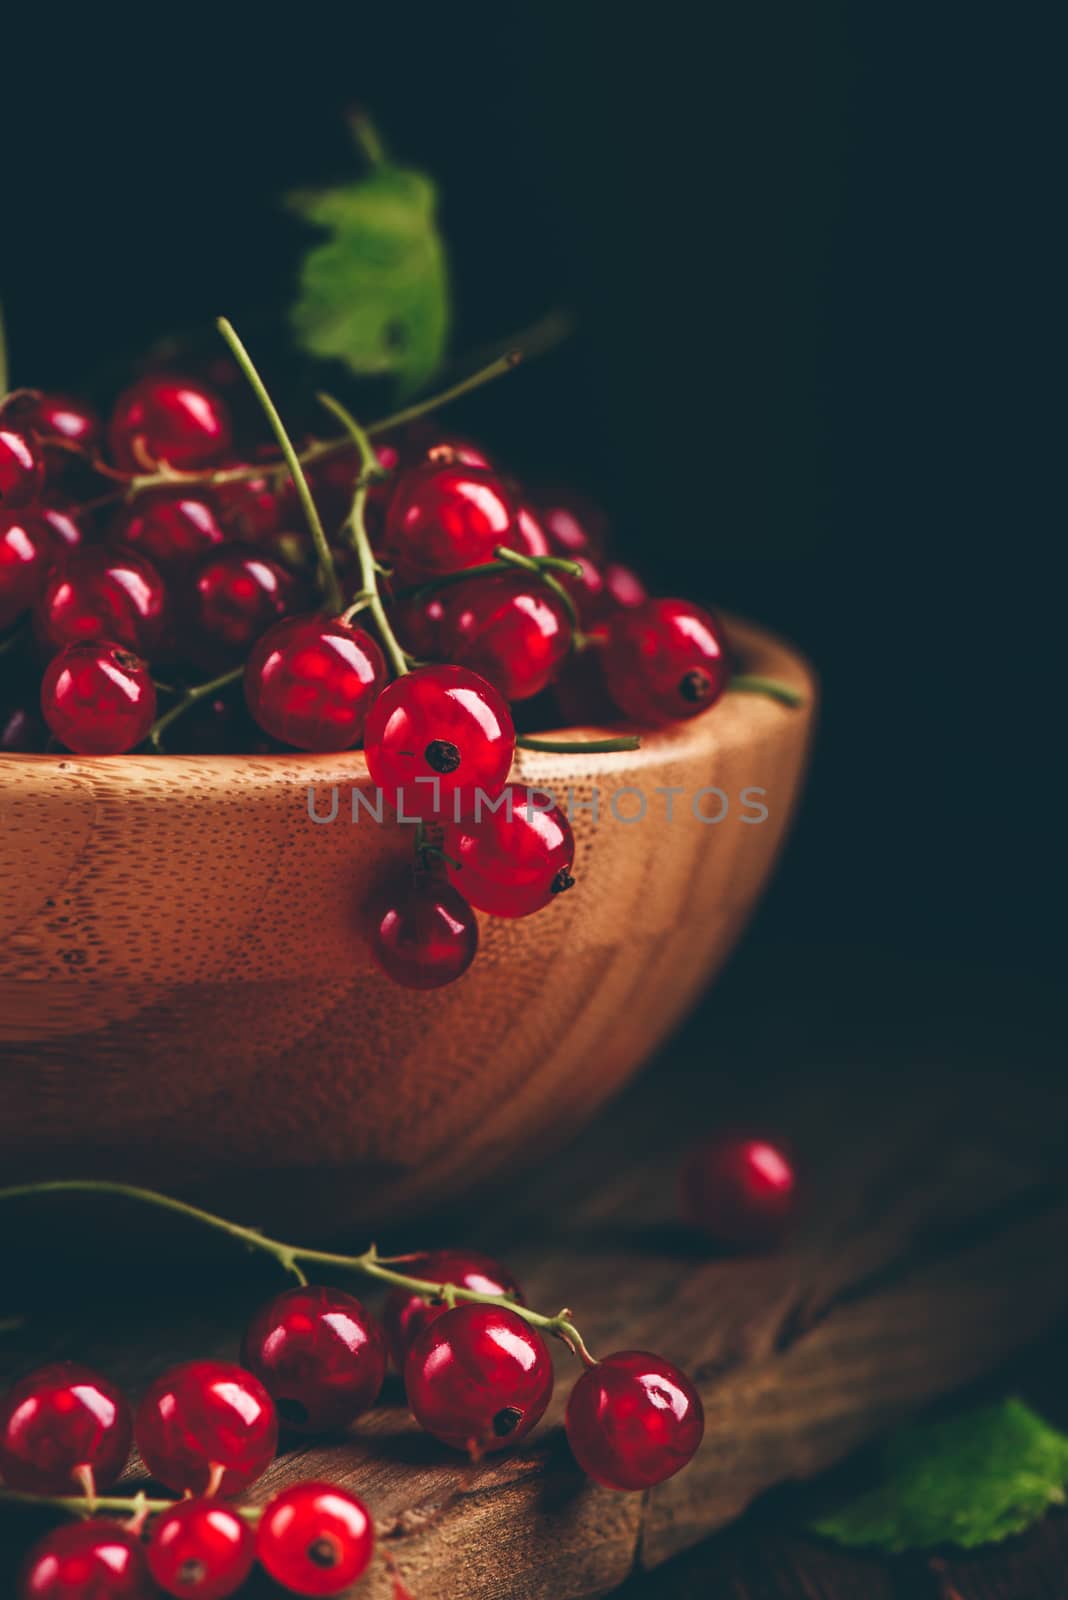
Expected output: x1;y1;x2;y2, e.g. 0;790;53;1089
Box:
536;493;608;559
34;547;169;660
510;504;550;558
430;573;572;702
0;391;102;482
565;1351;704;1491
681;1134;797;1248
111;491;227;574
363;664;515;821
382;1251;524;1372
0;427;45;509
244;615;385;752
445;783;576;917
388;591;448;661
107;375;232;472
603;599;729;725
188;550;293;665
212;461;293;544
134;1360;278;1497
146;1499;255;1600
19;1519;151;1600
405;1303;553;1454
0;1362;132;1495
2;703;49;752
1;511;54;632
603;561;647;611
558;553;607;626
241;1285;387;1434
257;1481;374;1597
422;435;493;470
384;462;517;584
366;871;478;990
41;642;156;754
37;502;90;555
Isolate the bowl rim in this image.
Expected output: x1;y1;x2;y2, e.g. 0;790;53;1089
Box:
0;613;815;783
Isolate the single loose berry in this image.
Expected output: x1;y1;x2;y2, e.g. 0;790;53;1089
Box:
41;642;156;755
366;871;478;990
0;1362;132;1495
681;1134;797;1248
565;1351;704;1491
244;614;385;751
384;461;518;584
19;1519;151;1600
147;1499;255;1599
1;511;54;632
108;375;232;472
135;1359;277;1497
427;572;573;702
603;598;729;725
241;1285;387;1434
445;784;576;918
404;1303;553;1454
111;491;227;574
363;664;515;821
0;390;102;482
257;1481;373;1597
188;549;293;666
0;427;45;509
34;546;169;660
382;1251;524;1372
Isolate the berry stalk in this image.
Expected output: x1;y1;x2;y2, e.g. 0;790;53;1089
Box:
317;390;411;679
215;318;342;614
146;665;245;752
0;1180;597;1366
728;674;804;708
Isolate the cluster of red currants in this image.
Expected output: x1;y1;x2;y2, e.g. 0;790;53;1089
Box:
1;354;735;990
0;1240;707;1598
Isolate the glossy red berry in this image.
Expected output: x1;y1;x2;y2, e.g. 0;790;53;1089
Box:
244;614;385;751
0;427;45;509
1;511;54;632
41;642;156;754
189;550;292;665
445;783;576;917
681;1134;797;1248
257;1481;374;1597
558;553;607;625
107;375;232;472
0;391;102;481
405;1303;553;1454
34;547;169;660
0;1362;132;1495
421;435;493;470
146;1499;255;1599
385;461;517;584
112;491;227;574
603;599;729;725
511;504;550;558
135;1360;278;1497
19;1519;152;1600
366;872;478;990
537;493;608;559
212;461;294;544
565;1351;704;1491
363;664;515;821
241;1285;387;1434
37;502;90;555
424;572;572;702
603;562;647;611
382;1251;524;1372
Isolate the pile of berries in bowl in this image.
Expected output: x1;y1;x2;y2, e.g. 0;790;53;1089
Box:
1;321;788;992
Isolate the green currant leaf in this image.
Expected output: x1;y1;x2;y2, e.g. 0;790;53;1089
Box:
812;1399;1068;1553
287;164;449;397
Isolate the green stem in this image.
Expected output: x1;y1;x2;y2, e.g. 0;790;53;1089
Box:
0;1487;262;1523
0;1180;596;1366
349;110;386;167
215;318;342;614
146;666;245;753
517;734;641;754
317;392;410;678
366;350;521;438
404;552;583;604
728;674;804;708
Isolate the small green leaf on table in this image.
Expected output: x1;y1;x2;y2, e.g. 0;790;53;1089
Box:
812;1398;1068;1553
287;162;449;397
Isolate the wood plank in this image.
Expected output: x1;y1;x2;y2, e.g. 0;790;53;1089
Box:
1;947;1065;1598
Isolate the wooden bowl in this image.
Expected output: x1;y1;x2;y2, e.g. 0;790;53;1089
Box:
0;617;814;1233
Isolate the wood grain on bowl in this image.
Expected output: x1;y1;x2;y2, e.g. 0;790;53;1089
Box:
0;617;815;1230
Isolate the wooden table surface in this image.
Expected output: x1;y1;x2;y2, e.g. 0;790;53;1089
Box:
1;941;1065;1598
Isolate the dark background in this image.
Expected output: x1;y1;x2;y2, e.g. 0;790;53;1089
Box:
3;6;1061;974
